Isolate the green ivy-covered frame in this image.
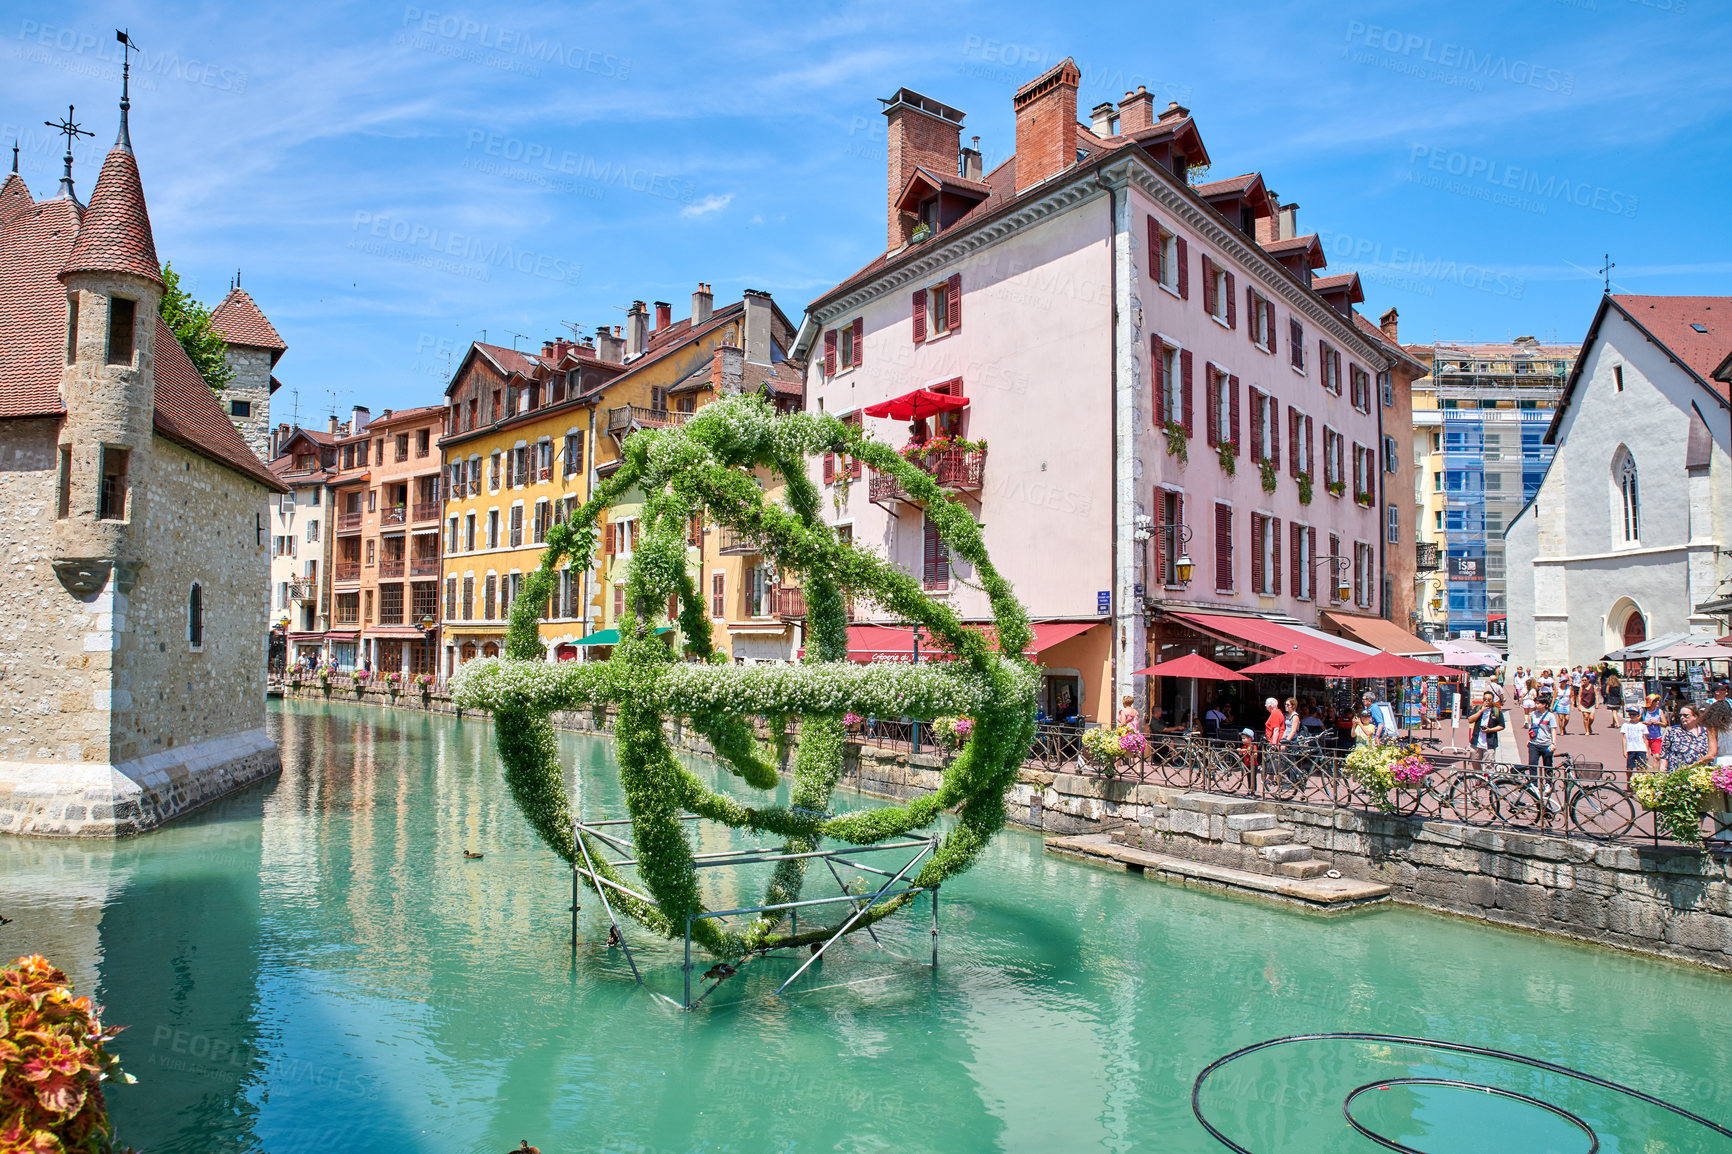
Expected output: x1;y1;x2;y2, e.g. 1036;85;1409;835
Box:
452;397;1037;960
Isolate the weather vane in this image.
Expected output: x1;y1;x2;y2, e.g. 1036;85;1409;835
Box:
115;31;140;150
44;105;93;200
1599;253;1615;295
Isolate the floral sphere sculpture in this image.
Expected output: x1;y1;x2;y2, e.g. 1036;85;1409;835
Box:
453;397;1037;959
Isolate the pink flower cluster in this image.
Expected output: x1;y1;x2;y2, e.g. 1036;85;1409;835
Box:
953;717;974;739
1390;753;1433;785
1118;730;1149;756
1712;765;1732;794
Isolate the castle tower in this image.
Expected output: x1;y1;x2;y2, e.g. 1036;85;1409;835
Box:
210;280;286;462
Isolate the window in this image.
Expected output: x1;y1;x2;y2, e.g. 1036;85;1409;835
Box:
1152;489;1184;587
1248;389;1277;464
462;577;474;620
1206;367;1232;449
418;429;430;457
379;584;404;626
1248;292;1272;350
395;433;410;461
1288;408;1312;478
490;452;501;490
927;282;952;335
1387;504;1400;545
57;446;71;519
711;573;725;619
445;576;457;620
1615;450;1640;543
533;501;549;544
1320;343;1340;393
484;575;497;619
1350;365;1370;411
106;297;135;365
509;505;523;548
1250;512;1281;596
306;520;319;542
1214;502;1233;592
564;432;582;477
1383;436;1399;475
230;399;252;418
358;439;369;467
488;510;498;549
1155;343;1180;426
1435;510;1444;530
98;447;129;521
838;322;854;367
65;294;78;362
922;514;950;590
1612;364;1624;392
447;516;458;553
465;512;476;551
1328;533;1342;602
1378;370;1393;407
187;583;204;649
1292;522;1313;600
1202;254;1229;323
1288;318;1305;371
1148;217;1183;294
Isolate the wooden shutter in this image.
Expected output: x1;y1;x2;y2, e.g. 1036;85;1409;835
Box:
1176;237;1190;299
912;290;926;343
1228;375;1241;454
1319;340;1328;390
1215;503;1233;592
1269;400;1281;470
824;329;837;375
1246;287;1257;344
1225;272;1237;329
1265;300;1277;356
1308;529;1318;599
1147;216;1159;273
1201;255;1216;316
667;593;679;622
851;317;863;367
1291;523;1303;600
1250;513;1264;594
1288;409;1300;477
1330;534;1341;601
711;573;724;618
1152;338;1165;419
1152;488;1167;584
1180;349;1194;435
922;517;949;588
1249;389;1263;460
823;452;835;483
850;453;862;480
947;273;962;331
1270;517;1282;595
1305;416;1315;476
605;522;615;554
688;514;702;547
1206;372;1220;447
630;521;640;550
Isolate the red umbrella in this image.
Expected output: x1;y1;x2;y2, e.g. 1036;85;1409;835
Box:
1131;654;1250;681
1238;651;1346;678
1336;652;1458;680
862;388;970;421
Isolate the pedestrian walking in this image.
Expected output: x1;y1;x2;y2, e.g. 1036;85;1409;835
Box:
1466;691;1505;767
1525;700;1558;770
1619;706;1649;771
1554;681;1572;735
1704;681;1732;768
1263;698;1286;747
1117;694;1140;732
1642;695;1667;762
1660;704;1716;771
1578;676;1597;736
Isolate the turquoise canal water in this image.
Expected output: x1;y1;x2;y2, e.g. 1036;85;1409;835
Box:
5;699;1732;1152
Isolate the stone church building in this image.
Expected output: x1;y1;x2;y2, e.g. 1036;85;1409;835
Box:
0;97;286;836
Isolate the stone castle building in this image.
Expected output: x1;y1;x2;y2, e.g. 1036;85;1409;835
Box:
0;95;287;836
209;283;286;463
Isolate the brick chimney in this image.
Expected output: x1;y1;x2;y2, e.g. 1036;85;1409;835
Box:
742;289;773;366
626;301;649;358
1117;86;1155;133
692;282;713;325
654;301;672;331
1256;190;1281;244
1013;58;1081;195
880;87;966;252
1380;308;1400;344
328;414;340;435
711;344;744;395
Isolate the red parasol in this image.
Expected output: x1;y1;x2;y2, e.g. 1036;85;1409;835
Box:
1238;651;1347;678
1131;654;1250;681
862;388;970;421
1336;652;1459;680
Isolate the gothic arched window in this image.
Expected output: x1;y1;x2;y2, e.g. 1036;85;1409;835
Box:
1614;449;1640;543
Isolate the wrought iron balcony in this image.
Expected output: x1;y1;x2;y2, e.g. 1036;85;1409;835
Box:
382;505;407;526
410;557;440;577
287;579;318;602
334;562;361;581
338;511;363;531
412;502;441;523
718;526;764;555
1416;542;1441;572
379;559;406;578
869;447;986;506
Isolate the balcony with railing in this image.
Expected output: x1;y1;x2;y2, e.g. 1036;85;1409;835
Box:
412;502;440;523
381;505;407;526
287;579;319;603
771;585;807;618
1416;542;1441;572
379;559;406;578
606;405;693;437
869;447;987;506
334;561;361;582
410;555;440;577
338;511;363;531
718;526;764;556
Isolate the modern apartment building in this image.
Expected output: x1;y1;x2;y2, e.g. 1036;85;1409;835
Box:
795;63;1423;722
1408;336;1576;643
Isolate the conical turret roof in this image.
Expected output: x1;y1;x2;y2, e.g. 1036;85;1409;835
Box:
61;145;161;287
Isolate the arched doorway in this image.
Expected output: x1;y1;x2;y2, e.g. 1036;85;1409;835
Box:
1622;613;1646;649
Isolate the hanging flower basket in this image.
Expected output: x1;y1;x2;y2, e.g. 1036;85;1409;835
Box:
1161;421;1189;464
1258;457;1278;493
1631;763;1717;844
1082;725;1148;777
1345;744;1433;812
1296;472;1314;505
1216;440;1237;476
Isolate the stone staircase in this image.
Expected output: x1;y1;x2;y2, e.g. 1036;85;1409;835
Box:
1111;791;1332;879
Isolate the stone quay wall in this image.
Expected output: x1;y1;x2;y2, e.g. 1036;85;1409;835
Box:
274;685;1732;971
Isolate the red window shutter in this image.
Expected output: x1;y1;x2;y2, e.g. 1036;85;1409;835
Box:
1270;400;1281;471
1180;349;1194;435
1319;340;1328;390
630;521;640;550
823;452;835;483
1270;517;1282;596
1305;416;1315;476
1250;513;1264;594
667;593;679;621
1215;503;1233;592
1228;375;1241;454
1225;272;1237;329
1176;237;1189;299
1152;338;1165;418
1265;301;1277;356
689;514;702;547
712;573;724;618
824;329;837;375
1249;389;1263;460
1201;255;1215;315
1246;287;1257;344
1205;372;1220;448
947;273;962;331
1288;409;1300;477
1329;534;1341;601
912;290;926;343
605;522;615;554
851;317;863;367
922;518;949;588
1152;488;1167;583
1291;523;1303;600
850;452;862;480
1309;528;1318;598
1173;493;1184;559
1148;216;1159;273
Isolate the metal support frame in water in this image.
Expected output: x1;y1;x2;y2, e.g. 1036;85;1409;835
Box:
571;814;940;1011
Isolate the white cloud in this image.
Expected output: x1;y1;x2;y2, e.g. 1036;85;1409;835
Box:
681;193;734;219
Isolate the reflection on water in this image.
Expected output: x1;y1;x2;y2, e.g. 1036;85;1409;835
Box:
2;699;1729;1153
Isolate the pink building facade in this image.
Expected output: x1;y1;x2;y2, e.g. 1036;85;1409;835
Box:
797;62;1412;722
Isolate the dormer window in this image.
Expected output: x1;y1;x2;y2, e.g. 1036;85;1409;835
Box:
918;197;939;232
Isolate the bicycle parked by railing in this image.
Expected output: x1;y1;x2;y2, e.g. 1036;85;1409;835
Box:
1432;751;1636;837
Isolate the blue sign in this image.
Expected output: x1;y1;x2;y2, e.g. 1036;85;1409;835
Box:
1097;590;1111;613
1133;584;1145;599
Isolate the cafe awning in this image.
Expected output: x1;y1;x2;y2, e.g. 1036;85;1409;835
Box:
1319;611;1441;658
574;627;673;646
1164;611;1367;666
862;388;969;421
826;620;1099;663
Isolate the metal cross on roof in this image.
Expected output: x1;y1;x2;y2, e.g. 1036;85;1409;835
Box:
44;105;93;202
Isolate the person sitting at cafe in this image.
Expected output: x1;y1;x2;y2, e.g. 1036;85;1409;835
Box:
1203;701;1228;740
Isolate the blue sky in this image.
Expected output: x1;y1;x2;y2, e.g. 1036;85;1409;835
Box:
3;1;1728;421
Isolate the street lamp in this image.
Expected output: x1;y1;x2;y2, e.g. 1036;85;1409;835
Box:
1136;514;1194;588
1308;552;1353;603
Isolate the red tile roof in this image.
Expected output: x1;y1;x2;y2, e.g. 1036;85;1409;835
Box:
150;314;285;491
210;287;285;355
62;147;162;287
1609;295;1732;390
0;173;31;228
0;197;81;417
